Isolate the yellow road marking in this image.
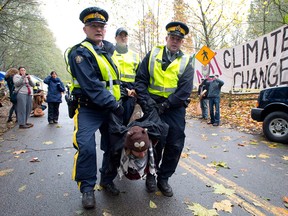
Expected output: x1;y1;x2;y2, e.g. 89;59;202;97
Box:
179;157;288;216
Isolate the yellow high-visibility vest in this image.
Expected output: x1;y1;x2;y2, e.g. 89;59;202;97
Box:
64;41;121;101
112;50;140;83
148;46;190;98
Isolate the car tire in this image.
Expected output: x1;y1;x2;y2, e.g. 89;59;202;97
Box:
263;111;288;144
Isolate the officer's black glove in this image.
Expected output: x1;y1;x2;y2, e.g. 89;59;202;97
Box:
184;98;191;108
112;103;124;117
156;101;170;115
120;85;128;98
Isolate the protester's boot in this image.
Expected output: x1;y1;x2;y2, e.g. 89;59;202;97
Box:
146;173;157;192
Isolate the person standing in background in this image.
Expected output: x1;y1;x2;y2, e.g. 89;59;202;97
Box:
206;74;224;126
112;27;140;125
5;68;19;122
13;66;35;129
44;71;65;124
197;77;208;120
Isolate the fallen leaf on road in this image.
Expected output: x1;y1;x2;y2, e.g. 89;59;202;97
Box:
149;200;157;208
155;191;162;196
237;143;246;147
221;136;231;141
268;143;278;148
30;157;40;162
43;141;53;145
249;140;258;145
211;133;218;136
213;199;233;213
103;209;112;216
94;184;102;191
13;150;26;154
246;154;257;159
18;185;27;192
258;153;270;159
186;202;218;216
210;161;230;169
0;168;14;176
181;152;189;158
58;172;64;176
213;184;235;196
283;196;288;203
282;155;288;161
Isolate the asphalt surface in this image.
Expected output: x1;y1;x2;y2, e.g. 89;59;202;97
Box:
0;102;287;216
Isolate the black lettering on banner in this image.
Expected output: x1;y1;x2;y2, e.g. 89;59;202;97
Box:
233;48;241;68
223;50;231;69
250;68;258;89
282;25;288;52
267;62;278;87
241;71;250;89
257;66;267;89
242;45;246;66
270;29;281;57
260;37;269;61
280;56;288;85
246;41;258;65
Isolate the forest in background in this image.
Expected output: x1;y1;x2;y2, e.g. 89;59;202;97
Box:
0;0;287;83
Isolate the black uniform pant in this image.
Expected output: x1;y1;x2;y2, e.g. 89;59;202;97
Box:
155;106;186;180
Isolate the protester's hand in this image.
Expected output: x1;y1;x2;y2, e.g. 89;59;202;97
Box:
127;89;136;97
112;103;124;117
156;101;170;115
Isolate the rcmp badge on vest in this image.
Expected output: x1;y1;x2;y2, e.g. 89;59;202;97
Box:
75;55;83;64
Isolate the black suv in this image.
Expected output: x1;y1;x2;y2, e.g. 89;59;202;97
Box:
251;85;288;144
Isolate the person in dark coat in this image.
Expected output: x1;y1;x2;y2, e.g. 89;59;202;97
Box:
44;71;65;124
5;68;19;122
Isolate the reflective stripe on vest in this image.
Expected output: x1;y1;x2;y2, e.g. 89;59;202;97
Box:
148;46;189;98
64;47;81;93
80;41;121;101
112;50;140;83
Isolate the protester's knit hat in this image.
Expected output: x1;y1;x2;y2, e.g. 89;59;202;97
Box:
125;126;149;152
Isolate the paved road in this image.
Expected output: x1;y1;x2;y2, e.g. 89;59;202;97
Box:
0;102;287;216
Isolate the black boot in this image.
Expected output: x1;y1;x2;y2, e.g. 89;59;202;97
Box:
100;182;120;196
82;191;95;209
145;173;156;192
157;179;173;197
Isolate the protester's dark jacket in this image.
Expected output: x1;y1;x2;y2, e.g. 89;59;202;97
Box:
206;79;224;98
5;76;14;97
44;76;65;103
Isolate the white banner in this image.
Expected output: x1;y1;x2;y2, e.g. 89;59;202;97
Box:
193;25;288;93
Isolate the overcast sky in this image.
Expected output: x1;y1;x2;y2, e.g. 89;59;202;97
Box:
39;0;119;53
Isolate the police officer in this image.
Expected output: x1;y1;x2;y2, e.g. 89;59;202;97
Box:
135;21;194;197
112;27;140;125
66;7;124;209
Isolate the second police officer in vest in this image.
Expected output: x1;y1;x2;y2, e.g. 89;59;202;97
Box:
112;27;140;125
66;7;124;209
135;22;194;197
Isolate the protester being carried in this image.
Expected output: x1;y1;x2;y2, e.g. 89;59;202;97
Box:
118;126;156;180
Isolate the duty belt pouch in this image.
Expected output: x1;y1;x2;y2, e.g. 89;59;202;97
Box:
65;94;78;119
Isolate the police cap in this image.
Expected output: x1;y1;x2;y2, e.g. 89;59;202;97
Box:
115;27;128;37
79;7;109;24
166;21;189;38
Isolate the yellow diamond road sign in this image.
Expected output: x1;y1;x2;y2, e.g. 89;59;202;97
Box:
195;45;216;66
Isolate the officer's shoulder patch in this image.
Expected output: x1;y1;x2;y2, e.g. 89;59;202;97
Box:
75;55;83;64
